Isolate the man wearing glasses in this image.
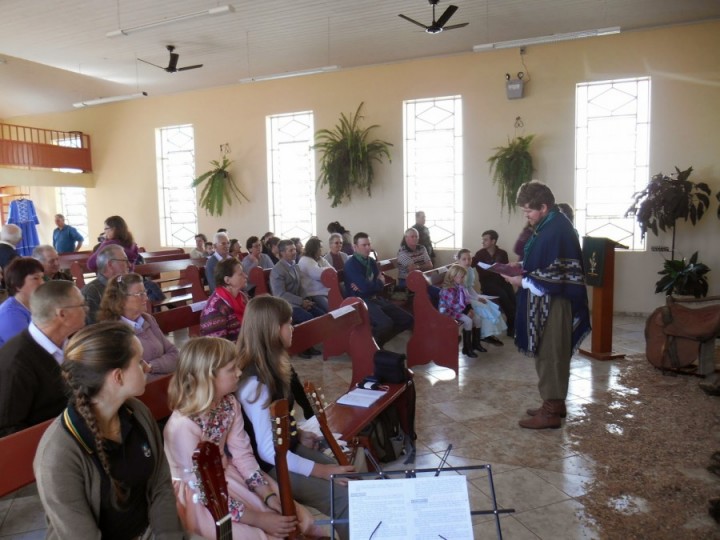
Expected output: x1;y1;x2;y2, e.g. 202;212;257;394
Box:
81;244;130;324
0;281;87;436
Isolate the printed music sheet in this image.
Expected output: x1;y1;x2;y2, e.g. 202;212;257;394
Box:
348;476;472;539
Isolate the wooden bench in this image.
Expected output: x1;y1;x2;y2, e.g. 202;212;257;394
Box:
132;258;207;309
153;303;203;337
58;250;92;270
406;266;461;374
0;374;173;498
290;297;413;441
140;252;189;264
248;267;272;296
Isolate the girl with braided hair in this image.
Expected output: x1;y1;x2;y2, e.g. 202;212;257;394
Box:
33;322;185;540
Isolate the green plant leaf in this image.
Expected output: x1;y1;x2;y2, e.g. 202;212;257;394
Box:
192;157;250;216
487;135;535;216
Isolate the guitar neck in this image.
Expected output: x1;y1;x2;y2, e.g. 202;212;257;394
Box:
215;515;232;540
270;399;302;540
304;382;350;466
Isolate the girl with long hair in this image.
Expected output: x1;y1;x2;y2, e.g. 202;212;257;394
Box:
438;264;486;358
236;296;354;540
87;215;140;271
33;322;185;539
164;337;325;539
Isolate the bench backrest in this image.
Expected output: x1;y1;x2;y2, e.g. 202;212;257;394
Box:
153;304;202;336
70;259;94;288
0;374;173;498
139;248;185;259
321;267;344;310
58;251;92;270
249;267;272;296
141;253;190;264
133;258;205;277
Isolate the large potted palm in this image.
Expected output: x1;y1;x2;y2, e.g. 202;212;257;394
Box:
313;102;393;208
626;166;712;296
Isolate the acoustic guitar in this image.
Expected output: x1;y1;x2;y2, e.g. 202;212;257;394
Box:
270;398;304;540
192;441;232;540
303;381;357;467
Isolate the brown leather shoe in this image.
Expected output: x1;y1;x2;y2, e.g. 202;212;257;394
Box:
526;401;567;418
519;400;564;429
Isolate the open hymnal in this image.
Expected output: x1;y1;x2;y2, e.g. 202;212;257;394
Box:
477;261;524;276
335;388;386;408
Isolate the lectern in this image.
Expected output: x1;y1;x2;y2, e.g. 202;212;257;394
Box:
580;237;627;360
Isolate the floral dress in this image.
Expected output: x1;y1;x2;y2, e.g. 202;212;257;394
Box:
163;394;319;539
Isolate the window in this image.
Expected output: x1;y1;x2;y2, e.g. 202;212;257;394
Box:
54;135;89;241
57;187;89;242
267;111;316;241
156;125;197;247
403;96;463;249
575;77;651;250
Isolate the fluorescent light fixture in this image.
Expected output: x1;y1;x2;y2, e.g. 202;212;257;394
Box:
239;65;339;84
106;4;234;37
72;91;148;108
473;26;620;52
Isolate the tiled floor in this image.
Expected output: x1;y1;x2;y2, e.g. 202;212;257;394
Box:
0;315;653;539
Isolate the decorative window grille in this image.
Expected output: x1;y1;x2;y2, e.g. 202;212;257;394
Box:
403;96;463;249
267;111;316;241
54;136;89;241
575;77;651;250
156;125;197;247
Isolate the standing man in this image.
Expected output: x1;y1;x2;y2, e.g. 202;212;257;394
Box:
472;230;517;338
81;244;130;324
32;245;72;281
205;232;230;294
52;214;83;253
502;181;590;429
412;211;434;261
344;232;414;347
0;280;87;436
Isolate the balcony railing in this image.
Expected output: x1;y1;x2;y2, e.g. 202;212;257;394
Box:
0;123;92;172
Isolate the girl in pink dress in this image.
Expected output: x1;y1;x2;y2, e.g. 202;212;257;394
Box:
163;337;326;539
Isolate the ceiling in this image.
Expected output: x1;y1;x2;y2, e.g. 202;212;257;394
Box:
1;0;719;119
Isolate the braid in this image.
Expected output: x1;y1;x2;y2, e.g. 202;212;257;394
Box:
65;368;129;507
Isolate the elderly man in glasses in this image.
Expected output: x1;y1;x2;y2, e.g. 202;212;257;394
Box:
81;244;130;324
0;280;87;436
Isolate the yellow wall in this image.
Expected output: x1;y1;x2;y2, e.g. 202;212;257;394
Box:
8;21;720;315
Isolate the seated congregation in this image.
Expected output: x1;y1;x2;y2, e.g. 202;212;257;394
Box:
0;198;543;538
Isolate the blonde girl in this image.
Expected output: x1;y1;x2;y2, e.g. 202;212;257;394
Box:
236;296;354;540
456;249;507;344
34;322;185;539
438;264;486;357
164;337;325;539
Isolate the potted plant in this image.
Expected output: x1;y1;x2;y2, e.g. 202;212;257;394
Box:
192;152;249;216
626;166;711;259
655;251;710;297
313;102;393;208
487;134;535;216
626;166;712;297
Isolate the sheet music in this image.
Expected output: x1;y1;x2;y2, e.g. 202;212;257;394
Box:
336;388;386;408
348;476;473;539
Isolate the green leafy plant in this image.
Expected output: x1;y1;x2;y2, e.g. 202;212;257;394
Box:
313;102;393;208
655;251;709;297
192;156;249;216
626;166;711;259
487;134;535;216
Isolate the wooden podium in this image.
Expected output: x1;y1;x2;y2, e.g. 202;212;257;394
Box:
580;237;626;361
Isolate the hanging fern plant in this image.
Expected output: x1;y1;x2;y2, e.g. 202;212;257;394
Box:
192;155;249;216
313;102;393;208
487;134;535;216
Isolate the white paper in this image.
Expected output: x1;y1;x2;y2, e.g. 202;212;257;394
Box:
476;262;492;270
477;294;499;300
330;305;355;319
348;476;473;539
190;300;207;312
335;388;386;408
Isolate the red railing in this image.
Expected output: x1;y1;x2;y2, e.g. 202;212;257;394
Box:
0;123;92;172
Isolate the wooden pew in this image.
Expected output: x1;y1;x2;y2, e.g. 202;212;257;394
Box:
290;297;412;442
133;258;207;309
321;267;344;311
248;267;272;296
69;259;93;288
141;252;189;264
0;374;173;498
406;266;460;374
153;303;202;337
58;250;92;270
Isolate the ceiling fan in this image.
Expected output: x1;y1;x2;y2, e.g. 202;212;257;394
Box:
138;45;203;73
399;0;469;34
